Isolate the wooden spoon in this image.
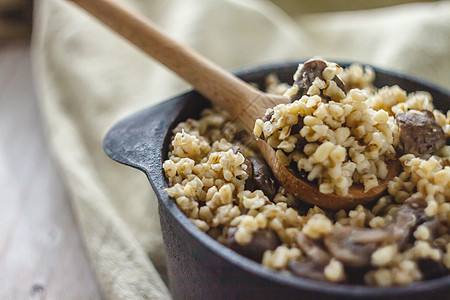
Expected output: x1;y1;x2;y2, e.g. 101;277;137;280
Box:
69;0;399;209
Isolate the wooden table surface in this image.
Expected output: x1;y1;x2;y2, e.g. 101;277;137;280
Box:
0;40;102;299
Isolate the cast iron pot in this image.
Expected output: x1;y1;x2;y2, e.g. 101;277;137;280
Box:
103;61;450;300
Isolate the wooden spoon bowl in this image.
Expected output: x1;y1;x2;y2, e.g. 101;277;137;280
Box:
259;137;401;209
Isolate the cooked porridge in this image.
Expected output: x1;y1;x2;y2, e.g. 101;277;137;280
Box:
163;59;450;286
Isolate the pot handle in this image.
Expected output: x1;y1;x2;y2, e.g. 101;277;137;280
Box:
103;97;184;173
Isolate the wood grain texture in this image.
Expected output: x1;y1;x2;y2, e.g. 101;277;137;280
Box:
0;41;101;299
68;0;289;133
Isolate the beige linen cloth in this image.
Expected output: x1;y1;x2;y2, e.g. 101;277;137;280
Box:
32;0;450;298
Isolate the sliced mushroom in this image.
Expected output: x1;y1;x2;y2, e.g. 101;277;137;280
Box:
396;110;446;156
420;217;440;240
324;227;378;267
295;231;331;265
231;146;277;200
288;232;332;281
247;157;278;200
390;196;428;247
292;59;346;101
324;196;432;267
287;258;327;281
226;228;281;262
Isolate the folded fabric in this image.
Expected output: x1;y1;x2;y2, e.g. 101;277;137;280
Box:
31;0;450;298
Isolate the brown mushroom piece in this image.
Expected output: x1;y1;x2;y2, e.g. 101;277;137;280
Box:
243;157;255;192
295;231;331;265
324;227;379;267
287;258;328;281
247;157;278;200
225;228;281;262
396;110;446;156
393;198;446;279
420;217;440;240
231;146;278;200
389;195;429;246
287;232;332;281
291;59;346;101
324;196;433;267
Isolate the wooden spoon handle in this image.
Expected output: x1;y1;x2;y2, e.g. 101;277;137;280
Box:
69;0;269;130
